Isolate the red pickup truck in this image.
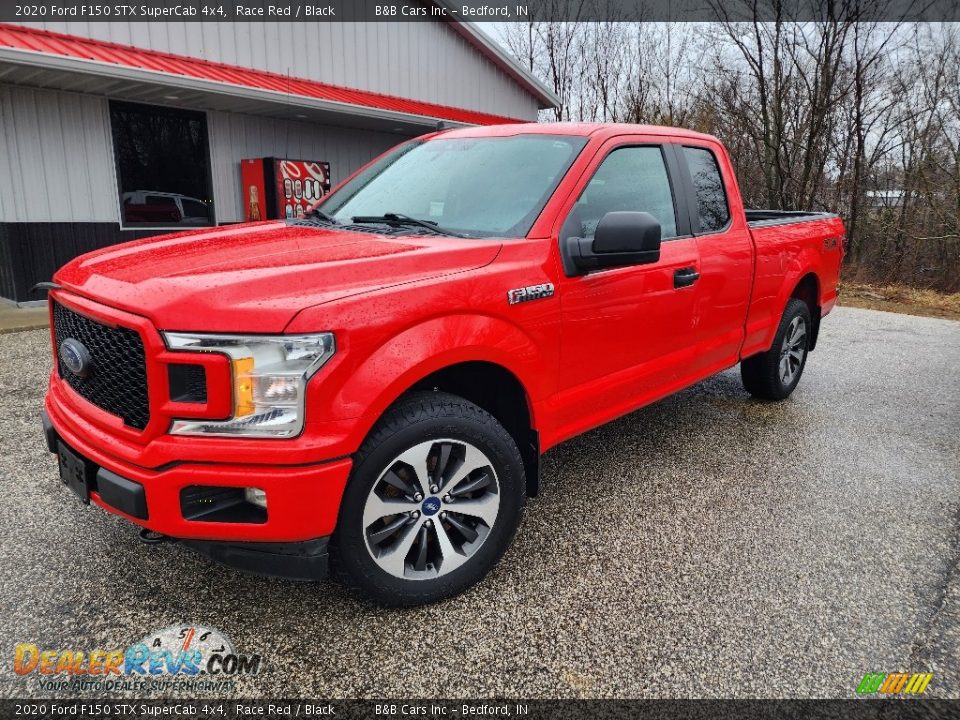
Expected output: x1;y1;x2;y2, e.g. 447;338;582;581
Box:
42;123;844;605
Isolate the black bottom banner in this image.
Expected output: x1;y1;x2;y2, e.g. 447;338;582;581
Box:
2;700;959;720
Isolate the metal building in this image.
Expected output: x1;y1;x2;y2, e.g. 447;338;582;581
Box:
0;19;557;303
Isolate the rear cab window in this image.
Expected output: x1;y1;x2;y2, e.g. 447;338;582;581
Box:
682;146;730;233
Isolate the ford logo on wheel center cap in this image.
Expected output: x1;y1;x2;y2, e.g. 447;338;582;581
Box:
421;497;441;516
59;338;93;378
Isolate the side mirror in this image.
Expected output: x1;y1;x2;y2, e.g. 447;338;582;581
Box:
562;211;662;275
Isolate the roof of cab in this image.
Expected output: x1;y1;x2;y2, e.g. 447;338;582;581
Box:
433;122;721;143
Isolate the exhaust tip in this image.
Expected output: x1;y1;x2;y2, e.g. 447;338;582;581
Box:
138;528;168;545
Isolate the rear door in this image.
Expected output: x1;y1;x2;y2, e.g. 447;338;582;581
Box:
674;142;755;375
549;136;702;440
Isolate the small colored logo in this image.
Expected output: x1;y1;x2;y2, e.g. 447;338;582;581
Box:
59;338;92;377
856;672;933;695
422;497;441;516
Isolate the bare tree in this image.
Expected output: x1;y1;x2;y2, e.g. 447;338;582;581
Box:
502;1;590;121
499;9;960;290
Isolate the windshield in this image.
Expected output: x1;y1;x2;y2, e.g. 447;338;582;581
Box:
318;134;588;238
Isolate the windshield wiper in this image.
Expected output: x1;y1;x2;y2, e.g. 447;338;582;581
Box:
351;213;468;238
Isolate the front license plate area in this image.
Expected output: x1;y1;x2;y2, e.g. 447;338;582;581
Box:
58;441;94;504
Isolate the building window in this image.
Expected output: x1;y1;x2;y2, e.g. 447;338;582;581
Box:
110;101;214;227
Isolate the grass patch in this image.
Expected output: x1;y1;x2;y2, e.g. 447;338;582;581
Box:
839;282;960;321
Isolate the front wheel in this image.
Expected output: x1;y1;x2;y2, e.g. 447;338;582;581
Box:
331;392;526;606
740;298;812;401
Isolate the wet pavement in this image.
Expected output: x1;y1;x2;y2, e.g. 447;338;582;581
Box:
0;306;957;699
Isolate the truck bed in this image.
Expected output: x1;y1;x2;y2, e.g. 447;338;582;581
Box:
740;211;845;360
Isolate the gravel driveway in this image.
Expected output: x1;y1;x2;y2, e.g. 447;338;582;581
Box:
1;306;957;699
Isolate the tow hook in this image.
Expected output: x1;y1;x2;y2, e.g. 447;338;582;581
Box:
138;528;169;545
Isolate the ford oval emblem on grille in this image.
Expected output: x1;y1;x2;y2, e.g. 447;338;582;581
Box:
60;338;92;378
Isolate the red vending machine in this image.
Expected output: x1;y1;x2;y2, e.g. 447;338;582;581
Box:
241;158;331;221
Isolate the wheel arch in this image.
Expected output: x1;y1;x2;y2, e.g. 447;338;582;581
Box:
789;271;821;350
328;315;546;497
407;361;540;498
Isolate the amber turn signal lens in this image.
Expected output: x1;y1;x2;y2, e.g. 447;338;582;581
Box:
233;357;255;417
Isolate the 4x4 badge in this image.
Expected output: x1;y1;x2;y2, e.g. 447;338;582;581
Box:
507;283;555;305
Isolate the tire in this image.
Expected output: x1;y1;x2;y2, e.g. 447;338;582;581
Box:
740;298;812;401
330;391;526;606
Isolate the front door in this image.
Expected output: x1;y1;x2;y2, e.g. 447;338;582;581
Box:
550;139;702;442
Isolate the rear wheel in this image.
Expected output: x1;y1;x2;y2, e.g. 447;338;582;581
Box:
740;298;812;401
331;392;525;606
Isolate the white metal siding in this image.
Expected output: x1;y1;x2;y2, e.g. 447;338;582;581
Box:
20;21;540;120
0;85;118;222
208;111;405;223
0;84;409;224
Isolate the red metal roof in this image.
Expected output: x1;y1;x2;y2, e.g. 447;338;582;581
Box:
0;23;523;126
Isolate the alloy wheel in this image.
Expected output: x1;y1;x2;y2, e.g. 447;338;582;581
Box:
779;315;807;385
362;439;500;580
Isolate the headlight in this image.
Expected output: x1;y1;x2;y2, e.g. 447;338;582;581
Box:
162;332;336;438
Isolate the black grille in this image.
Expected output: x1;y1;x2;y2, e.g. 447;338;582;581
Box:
52;302;150;430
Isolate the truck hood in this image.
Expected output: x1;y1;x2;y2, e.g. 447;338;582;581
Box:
55;222;502;333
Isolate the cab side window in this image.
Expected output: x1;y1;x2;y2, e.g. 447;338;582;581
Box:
683;146;730;233
562;146;678;242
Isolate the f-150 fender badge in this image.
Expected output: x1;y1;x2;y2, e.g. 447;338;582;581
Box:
508;283;555;305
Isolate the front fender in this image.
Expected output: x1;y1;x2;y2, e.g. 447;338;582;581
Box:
309;313;553;454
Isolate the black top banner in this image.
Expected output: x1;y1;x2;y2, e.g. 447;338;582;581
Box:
1;0;958;23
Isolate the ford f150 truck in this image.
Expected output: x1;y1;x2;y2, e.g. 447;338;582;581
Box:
41;123;844;606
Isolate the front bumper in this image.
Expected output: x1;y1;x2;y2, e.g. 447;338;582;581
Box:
43;406;352;565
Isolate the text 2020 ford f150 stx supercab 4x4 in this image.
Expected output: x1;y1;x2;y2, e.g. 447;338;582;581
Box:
41;124;844;605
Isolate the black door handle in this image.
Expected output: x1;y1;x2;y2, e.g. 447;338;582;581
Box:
674;267;700;288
